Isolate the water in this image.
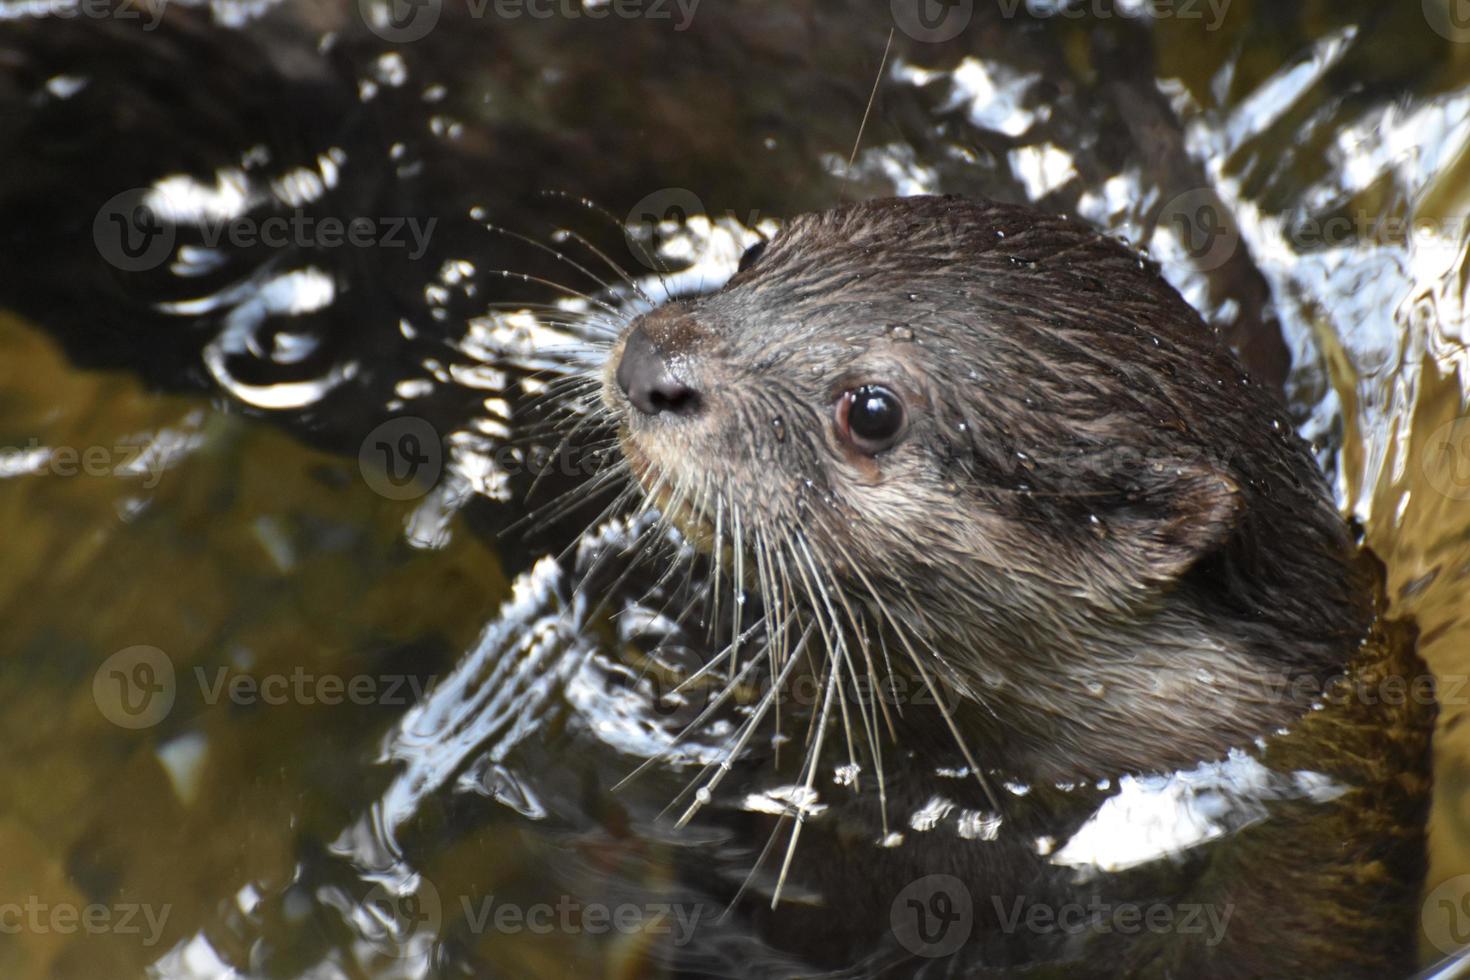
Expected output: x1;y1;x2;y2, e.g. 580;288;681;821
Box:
1;1;1469;976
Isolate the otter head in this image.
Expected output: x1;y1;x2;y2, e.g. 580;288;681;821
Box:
604;195;1368;781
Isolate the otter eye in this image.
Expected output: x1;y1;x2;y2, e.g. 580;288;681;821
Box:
836;385;906;455
737;240;768;273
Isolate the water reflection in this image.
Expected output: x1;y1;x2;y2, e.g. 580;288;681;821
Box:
0;0;1469;976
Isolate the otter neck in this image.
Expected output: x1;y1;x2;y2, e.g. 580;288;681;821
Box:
881;601;1331;785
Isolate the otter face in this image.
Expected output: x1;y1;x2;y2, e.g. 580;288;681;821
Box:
602;196;1361;768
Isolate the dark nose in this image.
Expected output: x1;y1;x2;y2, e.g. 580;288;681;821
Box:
616;325;702;418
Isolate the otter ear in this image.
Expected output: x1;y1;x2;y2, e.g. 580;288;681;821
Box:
1107;460;1242;588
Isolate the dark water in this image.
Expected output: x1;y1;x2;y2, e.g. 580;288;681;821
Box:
2;1;1470;976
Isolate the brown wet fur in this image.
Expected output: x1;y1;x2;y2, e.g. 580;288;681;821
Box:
603;196;1433;976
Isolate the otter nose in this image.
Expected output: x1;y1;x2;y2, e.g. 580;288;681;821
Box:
616;326;701;418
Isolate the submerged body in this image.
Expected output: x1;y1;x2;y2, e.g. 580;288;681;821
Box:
600;196;1432;976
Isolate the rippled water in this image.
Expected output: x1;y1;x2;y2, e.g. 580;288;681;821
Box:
2;1;1470;977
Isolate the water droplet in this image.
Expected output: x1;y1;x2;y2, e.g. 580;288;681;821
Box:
771;416;787;442
888;323;915;341
1085;681;1106;698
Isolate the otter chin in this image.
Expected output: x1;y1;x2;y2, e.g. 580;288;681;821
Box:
596;195;1429;976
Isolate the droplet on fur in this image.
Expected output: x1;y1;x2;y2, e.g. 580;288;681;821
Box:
771;416;787;442
888;323;915;341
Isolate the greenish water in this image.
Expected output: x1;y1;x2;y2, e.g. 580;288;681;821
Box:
1;1;1470;976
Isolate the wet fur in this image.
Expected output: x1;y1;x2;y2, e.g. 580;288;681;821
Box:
607;195;1371;784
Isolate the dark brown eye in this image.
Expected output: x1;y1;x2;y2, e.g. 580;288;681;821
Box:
836;385;906;455
737;240;768;273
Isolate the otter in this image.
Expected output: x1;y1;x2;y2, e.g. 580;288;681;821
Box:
598;195;1432;977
